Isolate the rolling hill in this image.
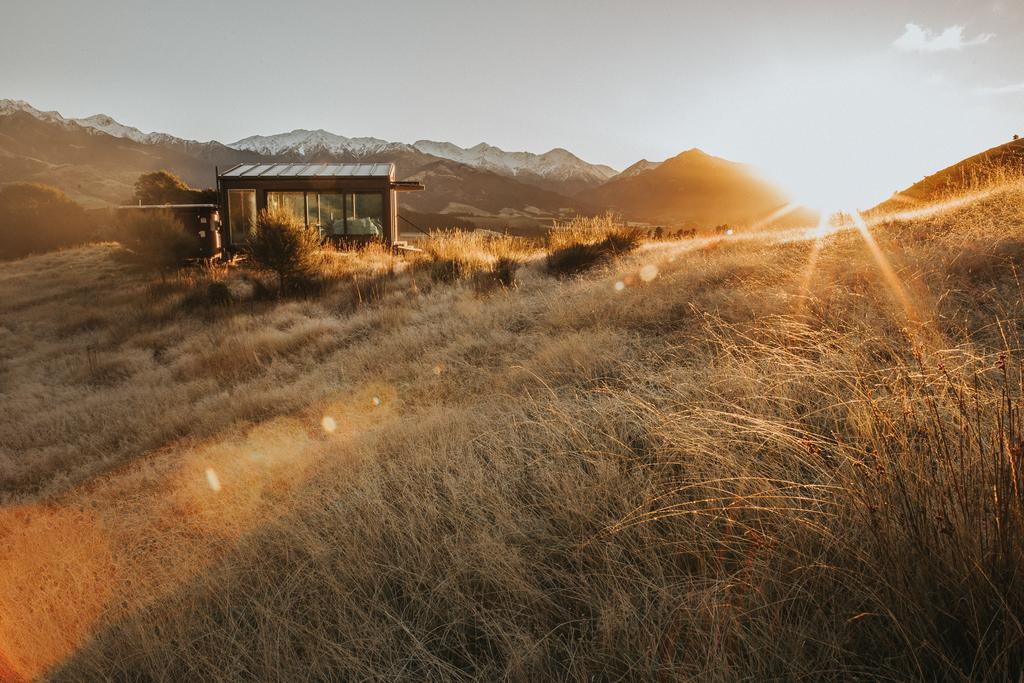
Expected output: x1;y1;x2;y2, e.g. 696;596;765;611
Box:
0;109;258;207
877;136;1024;211
578;148;794;228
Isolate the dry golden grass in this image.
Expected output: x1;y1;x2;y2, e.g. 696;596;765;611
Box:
2;184;1024;680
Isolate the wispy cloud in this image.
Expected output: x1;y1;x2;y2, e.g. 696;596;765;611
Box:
893;23;994;52
980;82;1024;95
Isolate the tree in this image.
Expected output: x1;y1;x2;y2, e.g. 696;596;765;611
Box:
131;171;217;206
0;183;94;260
246;207;324;293
117;209;196;277
1015;134;1020;141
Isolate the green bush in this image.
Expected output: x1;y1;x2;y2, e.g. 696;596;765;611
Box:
131;171;217;205
0;183;94;260
117;209;195;275
246;208;324;294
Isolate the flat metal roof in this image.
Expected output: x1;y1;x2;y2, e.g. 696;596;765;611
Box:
117;204;219;209
220;162;395;178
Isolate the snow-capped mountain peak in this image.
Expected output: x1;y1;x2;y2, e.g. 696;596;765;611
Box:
228;129;410;157
75;114;155;144
0;99;69;125
412;139;617;183
0;99;193;145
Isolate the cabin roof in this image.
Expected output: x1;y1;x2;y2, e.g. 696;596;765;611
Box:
117;204;219;209
219;162;395;178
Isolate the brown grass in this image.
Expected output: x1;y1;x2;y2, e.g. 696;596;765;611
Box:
2;184;1024;680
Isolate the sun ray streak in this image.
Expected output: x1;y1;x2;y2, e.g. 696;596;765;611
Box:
793;212;830;316
748;202;803;232
849;209;927;334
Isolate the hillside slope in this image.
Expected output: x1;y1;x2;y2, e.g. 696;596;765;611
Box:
579;148;793;227
0;111;255;206
877;137;1024;211
2;183;1024;680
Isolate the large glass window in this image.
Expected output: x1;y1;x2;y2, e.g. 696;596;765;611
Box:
266;192;306;225
318;193;346;236
255;191;385;237
306;192;319;231
346;193;385;236
227;189;256;244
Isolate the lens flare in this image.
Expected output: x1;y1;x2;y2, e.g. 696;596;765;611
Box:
205;468;221;493
639;264;658;282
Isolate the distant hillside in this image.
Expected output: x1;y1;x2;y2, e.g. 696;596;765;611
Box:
410;141;616;195
402;159;591;218
0;111;256;207
877;137;1024;211
613;159;662;180
580;148;793;227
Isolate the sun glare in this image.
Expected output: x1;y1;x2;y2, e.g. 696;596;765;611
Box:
772;171;877;215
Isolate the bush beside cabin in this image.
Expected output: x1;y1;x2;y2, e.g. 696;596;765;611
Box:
115;204;223;260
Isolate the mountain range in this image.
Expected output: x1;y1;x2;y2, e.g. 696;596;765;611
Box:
0;98;802;230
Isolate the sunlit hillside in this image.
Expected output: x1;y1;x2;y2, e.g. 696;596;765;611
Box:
3;181;1024;680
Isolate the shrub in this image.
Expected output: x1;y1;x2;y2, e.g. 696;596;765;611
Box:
132;171;217;205
0;183;94;260
246;207;324;294
117;209;196;276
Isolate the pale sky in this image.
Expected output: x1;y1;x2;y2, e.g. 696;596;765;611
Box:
2;0;1023;208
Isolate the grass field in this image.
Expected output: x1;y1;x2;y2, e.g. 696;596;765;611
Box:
2;183;1024;680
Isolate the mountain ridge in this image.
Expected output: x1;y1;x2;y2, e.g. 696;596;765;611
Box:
0;100;591;224
0;101;616;193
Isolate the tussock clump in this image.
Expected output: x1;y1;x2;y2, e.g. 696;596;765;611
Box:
181;280;234;310
546;212;625;250
421;229;532;285
489;256;521;288
546;230;641;277
545;213;642;277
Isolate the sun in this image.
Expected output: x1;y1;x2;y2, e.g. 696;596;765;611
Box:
772;168;879;216
750;129;912;214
